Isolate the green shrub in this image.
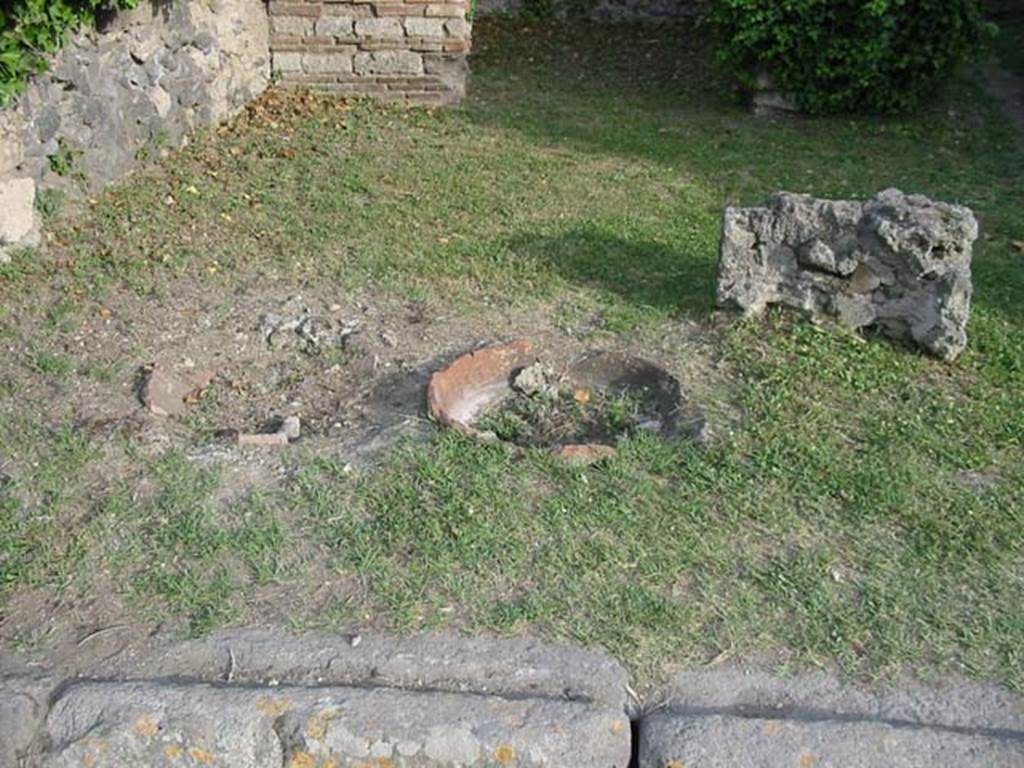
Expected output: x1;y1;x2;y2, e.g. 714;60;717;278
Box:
0;0;137;106
706;0;997;114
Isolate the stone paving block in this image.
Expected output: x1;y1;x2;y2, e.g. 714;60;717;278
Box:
43;680;632;767
638;670;1024;767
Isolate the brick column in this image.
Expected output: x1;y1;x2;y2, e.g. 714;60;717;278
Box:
268;0;471;105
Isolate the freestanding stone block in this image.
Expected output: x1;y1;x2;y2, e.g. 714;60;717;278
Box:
716;189;978;360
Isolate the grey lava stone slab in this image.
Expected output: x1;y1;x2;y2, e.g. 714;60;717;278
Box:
638;670;1024;767
43;680;632;767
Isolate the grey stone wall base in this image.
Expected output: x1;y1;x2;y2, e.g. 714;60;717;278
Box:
639;670;1024;767
2;634;1023;767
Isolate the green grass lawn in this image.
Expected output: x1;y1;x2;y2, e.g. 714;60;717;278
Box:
1;20;1022;689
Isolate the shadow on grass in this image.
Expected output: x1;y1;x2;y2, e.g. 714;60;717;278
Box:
505;227;718;318
464;20;1024;315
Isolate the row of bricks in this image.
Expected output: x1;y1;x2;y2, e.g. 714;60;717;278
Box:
273;49;436;76
271;38;471;53
271;15;469;38
268;2;466;19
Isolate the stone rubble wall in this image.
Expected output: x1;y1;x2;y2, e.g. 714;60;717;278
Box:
0;0;271;260
268;0;471;104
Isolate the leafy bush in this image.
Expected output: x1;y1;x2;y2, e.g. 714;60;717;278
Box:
706;0;997;113
0;0;137;105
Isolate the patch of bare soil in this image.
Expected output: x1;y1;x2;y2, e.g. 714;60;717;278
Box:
0;272;736;660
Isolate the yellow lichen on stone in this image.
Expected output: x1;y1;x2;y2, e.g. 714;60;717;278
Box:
799;755;819;767
306;709;339;740
494;744;517;765
134;714;160;737
666;761;687;768
256;695;295;717
164;745;184;760
375;759;394;768
188;747;216;764
288;751;316;768
762;720;783;736
611;719;628;735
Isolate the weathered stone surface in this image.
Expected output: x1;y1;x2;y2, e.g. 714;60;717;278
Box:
354;17;405;39
117;630;630;710
638;670;1024;768
0;177;39;255
716;189;978;360
353;50;424;76
0;112;27;176
0;675;57;767
405;17;448;37
303;52;354;74
43;680;630;768
315;16;355;37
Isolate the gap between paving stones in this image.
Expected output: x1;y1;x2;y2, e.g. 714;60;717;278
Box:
2;632;1023;767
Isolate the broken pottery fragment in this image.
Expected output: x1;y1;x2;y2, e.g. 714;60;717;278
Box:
141;364;215;417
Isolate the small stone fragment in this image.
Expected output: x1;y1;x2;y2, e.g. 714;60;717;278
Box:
512;363;558;399
281;416;301;441
141;364;215;417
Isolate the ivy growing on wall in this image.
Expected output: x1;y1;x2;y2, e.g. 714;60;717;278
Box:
0;0;138;105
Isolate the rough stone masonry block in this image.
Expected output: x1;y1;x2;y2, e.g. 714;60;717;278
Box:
270;15;314;36
353;50;423;75
716;188;978;360
354;16;405;39
303;52;354;74
405;17;448;37
272;51;303;73
43;680;631;767
315;15;356;37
